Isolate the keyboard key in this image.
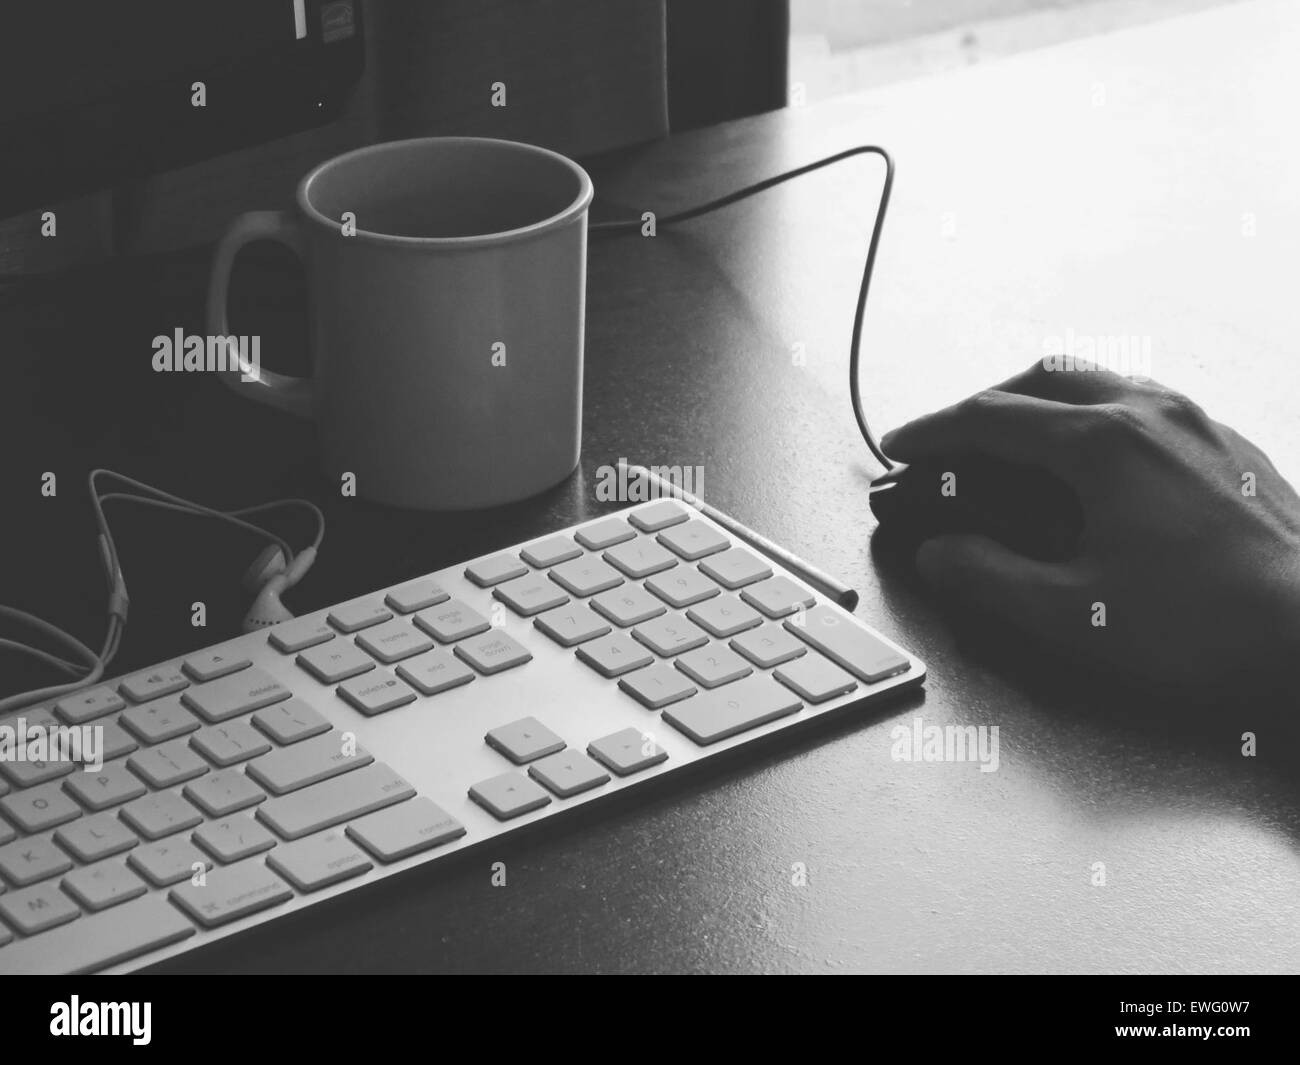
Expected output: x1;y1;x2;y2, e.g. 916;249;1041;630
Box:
120;695;201;744
663;675;803;746
267;829;373;892
252;699;332;744
119;792;203;841
520;535;582;568
257;763;415;840
337;669;418;716
468;772;551;820
465;554;528;587
170;857;294;928
454;630;533;675
64;764;146;811
603;538;678;578
355;619;436;663
1;780;82;832
182;649;252;682
591;585;667;627
414;598;491;643
182;666;292;722
56;812;139;863
247;732;372;795
129;839;213;887
493;572;570;616
0;818;11;846
97;718;139;761
184;768;266;817
741;575;816;618
645;567;720;608
632;615;709;657
730;625;808;668
0;837;73;886
62;860;147;912
698;547;773;589
347;797;466;861
533;605;611;647
296;641;375;684
0;755;74;789
687;594;763;637
675;644;753;688
628;500;690;531
574;517;636;550
0;881;80;935
528;750;610;797
193;815;278;863
485;717;565;764
575;633;654;678
657;518;729;560
785;605;911;683
587;728;668;776
119;665;189;703
190;720;272;766
268;616;335;653
128;738;210;788
54;685;126;725
618;663;698;710
384;578;449;614
327;601;393;633
395;649;476;695
774;653;858;703
549;556;624;597
0;894;194;975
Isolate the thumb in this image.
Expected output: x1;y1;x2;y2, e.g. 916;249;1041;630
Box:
914;534;1077;625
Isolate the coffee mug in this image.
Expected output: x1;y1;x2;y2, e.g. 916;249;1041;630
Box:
207;136;593;510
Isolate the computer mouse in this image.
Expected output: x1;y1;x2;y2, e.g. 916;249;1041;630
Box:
869;453;1085;562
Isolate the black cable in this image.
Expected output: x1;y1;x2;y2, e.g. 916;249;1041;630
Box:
591;145;896;471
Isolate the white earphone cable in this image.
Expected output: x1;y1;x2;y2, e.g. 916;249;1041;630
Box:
0;471;323;715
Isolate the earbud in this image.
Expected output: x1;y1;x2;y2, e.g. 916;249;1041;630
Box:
241;546;317;633
241;544;287;593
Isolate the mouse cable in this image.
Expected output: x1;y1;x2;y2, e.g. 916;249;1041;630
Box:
590;144;896;472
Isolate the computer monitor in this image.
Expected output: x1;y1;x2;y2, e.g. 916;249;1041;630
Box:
0;0;365;216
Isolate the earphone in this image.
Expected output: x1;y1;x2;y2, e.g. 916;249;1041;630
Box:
0;469;324;714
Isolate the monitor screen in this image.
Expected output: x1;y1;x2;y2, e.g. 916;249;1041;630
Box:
0;0;363;214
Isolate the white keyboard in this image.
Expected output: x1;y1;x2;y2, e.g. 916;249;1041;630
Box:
0;499;925;973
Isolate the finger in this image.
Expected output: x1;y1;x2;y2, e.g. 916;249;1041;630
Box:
993;360;1137;404
880;389;1087;480
914;533;1084;630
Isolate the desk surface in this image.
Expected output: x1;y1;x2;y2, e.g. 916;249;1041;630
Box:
3;0;1298;973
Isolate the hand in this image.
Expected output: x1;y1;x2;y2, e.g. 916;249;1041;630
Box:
880;362;1300;692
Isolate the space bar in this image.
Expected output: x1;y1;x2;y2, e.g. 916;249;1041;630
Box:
0;895;195;975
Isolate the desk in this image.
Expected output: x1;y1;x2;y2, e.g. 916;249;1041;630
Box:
3;0;1297;972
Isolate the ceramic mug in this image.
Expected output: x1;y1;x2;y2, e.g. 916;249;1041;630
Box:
207;136;593;509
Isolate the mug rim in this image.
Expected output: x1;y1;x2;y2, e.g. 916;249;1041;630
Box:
297;135;594;248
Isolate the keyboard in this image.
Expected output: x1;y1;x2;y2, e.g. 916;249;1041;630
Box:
0;499;924;974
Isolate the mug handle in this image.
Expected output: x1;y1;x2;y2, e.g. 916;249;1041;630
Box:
206;210;314;419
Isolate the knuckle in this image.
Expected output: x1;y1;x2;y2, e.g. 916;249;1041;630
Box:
1077;402;1144;443
957;389;1003;419
1152;389;1207;425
